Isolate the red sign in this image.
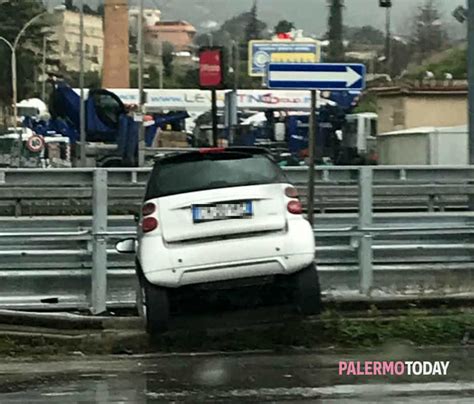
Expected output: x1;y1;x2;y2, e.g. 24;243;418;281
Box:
199;48;224;88
26;135;45;153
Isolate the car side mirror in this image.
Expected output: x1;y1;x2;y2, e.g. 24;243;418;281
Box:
115;238;136;254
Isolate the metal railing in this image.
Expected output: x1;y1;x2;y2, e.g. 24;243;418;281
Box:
1;166;474;216
1;166;474;313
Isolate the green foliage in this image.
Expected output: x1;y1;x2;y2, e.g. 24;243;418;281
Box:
274;20;295;34
65;0;78;12
0;0;52;104
407;47;467;80
353;93;377;113
424;48;467;79
65;71;101;89
245;0;260;43
410;0;448;62
162;42;175;78
345;25;385;46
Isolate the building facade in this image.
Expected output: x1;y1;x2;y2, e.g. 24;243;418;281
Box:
145;21;196;54
129;8;161;37
54;10;104;73
372;86;468;133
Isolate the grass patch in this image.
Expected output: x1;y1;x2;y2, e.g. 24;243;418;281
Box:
0;310;472;357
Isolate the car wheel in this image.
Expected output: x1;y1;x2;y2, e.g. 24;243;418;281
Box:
136;276;170;335
293;263;322;315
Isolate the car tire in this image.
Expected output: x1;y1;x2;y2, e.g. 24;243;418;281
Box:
293;263;322;315
136;275;170;336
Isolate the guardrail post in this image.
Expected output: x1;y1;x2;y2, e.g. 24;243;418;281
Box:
91;169;108;315
358;167;373;296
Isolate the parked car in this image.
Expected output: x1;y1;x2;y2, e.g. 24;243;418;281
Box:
116;147;321;335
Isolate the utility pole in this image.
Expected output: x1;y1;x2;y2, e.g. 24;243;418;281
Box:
137;0;145;167
41;36;47;102
159;40;164;89
469;0;474;210
307;90;317;227
379;1;392;75
327;0;344;61
385;5;391;75
233;40;240;91
79;0;86;167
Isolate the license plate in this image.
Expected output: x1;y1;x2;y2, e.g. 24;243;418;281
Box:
192;201;253;223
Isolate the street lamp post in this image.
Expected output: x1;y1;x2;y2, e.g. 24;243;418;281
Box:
0;6;64;167
137;0;146;167
207;33;213;47
41;35;47;102
79;0;86;167
379;0;392;76
12;11;47;166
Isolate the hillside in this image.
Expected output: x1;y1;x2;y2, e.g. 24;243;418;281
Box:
47;0;456;37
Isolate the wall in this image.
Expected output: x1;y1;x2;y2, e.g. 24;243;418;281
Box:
145;22;196;53
376;93;468;134
376;96;406;133
405;96;467;129
431;129;468;165
377;133;429;165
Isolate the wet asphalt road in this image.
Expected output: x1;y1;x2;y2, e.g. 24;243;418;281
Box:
0;346;472;403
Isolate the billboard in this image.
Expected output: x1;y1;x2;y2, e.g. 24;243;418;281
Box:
199;47;224;88
73;89;337;111
248;40;321;77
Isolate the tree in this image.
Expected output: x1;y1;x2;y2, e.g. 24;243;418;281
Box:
410;0;448;62
327;0;345;61
0;0;53;105
65;0;78;12
83;5;96;15
245;0;261;43
97;4;105;17
345;25;385;46
274;20;295;35
162;42;174;77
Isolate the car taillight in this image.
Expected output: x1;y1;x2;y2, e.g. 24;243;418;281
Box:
285;186;299;198
142;202;156;216
287;200;302;214
142;217;158;233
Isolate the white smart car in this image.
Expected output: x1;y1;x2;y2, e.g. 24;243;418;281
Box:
117;147;321;334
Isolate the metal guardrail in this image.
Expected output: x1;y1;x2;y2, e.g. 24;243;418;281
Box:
1;166;474;312
1;166;474;216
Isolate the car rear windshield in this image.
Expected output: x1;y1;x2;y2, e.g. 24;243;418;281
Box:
145;152;287;199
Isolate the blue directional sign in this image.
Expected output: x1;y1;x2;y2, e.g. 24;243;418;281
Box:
249;41;321;77
267;63;366;91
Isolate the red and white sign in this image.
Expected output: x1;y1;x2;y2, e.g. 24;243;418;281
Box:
26;134;45;153
199;48;224;88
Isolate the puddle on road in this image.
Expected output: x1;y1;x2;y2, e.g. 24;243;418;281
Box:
0;347;473;403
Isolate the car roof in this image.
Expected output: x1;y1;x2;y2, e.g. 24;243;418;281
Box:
153;147;273;165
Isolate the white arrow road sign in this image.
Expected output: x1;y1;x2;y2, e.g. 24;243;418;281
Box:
267;63;366;91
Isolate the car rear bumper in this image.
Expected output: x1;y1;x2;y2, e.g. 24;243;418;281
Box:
138;219;315;288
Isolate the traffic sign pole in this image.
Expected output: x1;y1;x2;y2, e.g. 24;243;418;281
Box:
307;90;317;227
266;62;367;223
211;89;218;146
469;0;474;209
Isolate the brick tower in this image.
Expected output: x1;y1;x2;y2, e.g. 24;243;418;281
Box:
102;0;130;88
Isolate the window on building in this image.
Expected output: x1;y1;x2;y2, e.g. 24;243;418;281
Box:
85;44;90;54
93;45;99;55
76;42;81;52
64;41;70;53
